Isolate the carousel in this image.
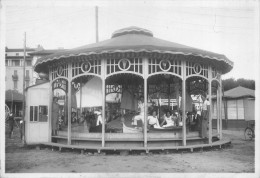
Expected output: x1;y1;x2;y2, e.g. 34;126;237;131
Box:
25;26;233;152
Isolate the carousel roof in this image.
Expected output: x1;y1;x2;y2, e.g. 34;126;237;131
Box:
34;26;233;74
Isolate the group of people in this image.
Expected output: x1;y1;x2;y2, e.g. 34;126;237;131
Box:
130;96;180;129
51;92;210;137
52;96;104;135
130;94;210;138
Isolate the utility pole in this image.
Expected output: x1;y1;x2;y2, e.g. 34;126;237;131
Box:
95;6;99;42
22;32;26;144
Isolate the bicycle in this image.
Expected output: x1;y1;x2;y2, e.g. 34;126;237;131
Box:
244;120;255;141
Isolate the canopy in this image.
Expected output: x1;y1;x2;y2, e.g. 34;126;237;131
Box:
76;77;102;107
35;26;233;74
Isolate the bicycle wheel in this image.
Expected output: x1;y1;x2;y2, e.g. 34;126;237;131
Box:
244;127;253;141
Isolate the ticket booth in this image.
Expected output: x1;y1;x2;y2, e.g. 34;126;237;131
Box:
25;82;49;144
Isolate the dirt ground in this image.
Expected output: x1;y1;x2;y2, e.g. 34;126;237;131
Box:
4;126;255;175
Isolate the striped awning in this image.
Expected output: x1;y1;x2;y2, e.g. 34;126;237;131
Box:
35;26;233;74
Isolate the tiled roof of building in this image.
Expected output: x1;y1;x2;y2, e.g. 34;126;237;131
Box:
29;49;66;55
5;48;36;52
224;86;255;98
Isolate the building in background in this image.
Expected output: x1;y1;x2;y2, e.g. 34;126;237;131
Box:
28;47;65;84
5;45;65;116
212;86;255;129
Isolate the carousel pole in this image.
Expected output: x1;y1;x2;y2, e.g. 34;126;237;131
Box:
101;59;106;147
48;73;53;142
181;61;186;146
217;85;220;137
208;67;213;144
80;77;82;114
143;57;148;149
219;78;223;139
67;62;72;145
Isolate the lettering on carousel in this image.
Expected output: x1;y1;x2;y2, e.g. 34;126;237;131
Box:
106;85;122;95
52;79;68;92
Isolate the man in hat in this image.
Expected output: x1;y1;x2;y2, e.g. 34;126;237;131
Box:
52;97;60;135
201;94;210;138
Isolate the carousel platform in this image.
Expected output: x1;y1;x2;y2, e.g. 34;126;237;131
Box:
52;114;221;148
40;137;231;153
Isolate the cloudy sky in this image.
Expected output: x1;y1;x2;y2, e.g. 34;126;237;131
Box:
3;0;259;80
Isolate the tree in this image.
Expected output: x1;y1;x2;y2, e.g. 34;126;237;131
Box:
222;78;255;91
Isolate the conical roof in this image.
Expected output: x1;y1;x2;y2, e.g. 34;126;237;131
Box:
34;26;233;74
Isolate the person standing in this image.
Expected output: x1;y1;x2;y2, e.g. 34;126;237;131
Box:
201;94;210;138
8;112;15;139
132;96;144;126
52;97;60;136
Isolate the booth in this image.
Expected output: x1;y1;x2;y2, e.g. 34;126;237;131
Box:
25;26;233;151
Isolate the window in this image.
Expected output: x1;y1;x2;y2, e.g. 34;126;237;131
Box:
26;70;29;77
30;105;48;122
30;106;34;121
39;106;48;122
5;60;8;66
12;60;20;66
26;81;29;87
26;60;32;66
14;81;18;89
30;106;39;122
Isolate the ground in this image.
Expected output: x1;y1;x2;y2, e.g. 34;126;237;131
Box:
4;126;255;174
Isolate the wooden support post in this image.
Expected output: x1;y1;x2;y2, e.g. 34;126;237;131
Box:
67;63;72;145
182;61;186;146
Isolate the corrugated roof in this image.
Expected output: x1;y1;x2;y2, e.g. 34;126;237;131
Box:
224;86;255;98
34;26;233;74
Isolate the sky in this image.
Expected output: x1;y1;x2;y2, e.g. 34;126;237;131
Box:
2;0;259;80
